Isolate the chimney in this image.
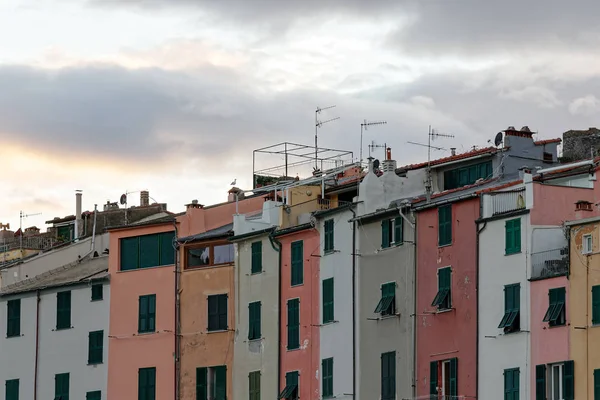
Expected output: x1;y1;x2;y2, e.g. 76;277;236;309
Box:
386;147;392;160
186;200;204;210
575;200;594;220
450;148;456;156
382;148;397;173
140;190;150;207
75;191;82;240
505;125;533;139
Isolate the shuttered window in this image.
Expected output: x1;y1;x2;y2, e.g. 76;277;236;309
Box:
593;285;600;325
5;379;18;400
279;371;298;400
504;368;519;400
88;330;104;364
322;278;334;323
594;369;600;400
322;358;333;398
55;373;70;400
324;219;334;253
138;368;156;400
563;360;574;400
214;366;227;400
438;205;452;246
381;352;395;400
196;367;207;400
449;358;458;397
535;365;546;400
375;282;396;316
505;218;521;255
251;241;262;274
394;217;403;245
248;301;261;340
498;284;520;332
444;160;493;190
287;299;300;350
120;232;175;271
430;361;438;398
91;284;103;301
138;294;156;334
381;219;392;249
7;299;20;337
86;391;101;400
56;291;71;330
543;287;566;326
291;241;303;286
249;371;261;400
432;267;452;310
208;294;228;332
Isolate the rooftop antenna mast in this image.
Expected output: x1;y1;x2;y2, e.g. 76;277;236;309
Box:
424;125;454;202
360;120;387;166
315;106;340;171
19;210;42;252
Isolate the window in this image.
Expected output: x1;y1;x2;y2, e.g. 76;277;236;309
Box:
138;367;156;400
186;242;235;269
7;299;20;337
55;373;69;400
594;368;600;400
322;358;333;398
88;330;103;364
374;282;396;316
429;358;458;398
249;371;261;400
120;231;175;271
535;362;574;400
324;219;334;253
251;241;262;274
208;294;228;332
248;301;261;340
138;294;156;334
381;218;404;249
291;241;303;286
381;352;395;400
323;278;334;323
504;368;519;400
584;234;593;254
498;284;520;333
196;366;226;400
593;285;600;325
287;299;300;350
443;160;493;190
56;291;71;330
91;284;103;301
86;391;101;400
543;287;566;327
432;267;452;311
57;224;74;242
279;371;298;400
438;205;452;246
505;218;521;255
5;379;18;400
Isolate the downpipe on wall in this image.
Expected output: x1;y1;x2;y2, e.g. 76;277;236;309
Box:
349;206;357;400
475;213;487;400
173;220;181;400
268;231;283;399
34;289;40;400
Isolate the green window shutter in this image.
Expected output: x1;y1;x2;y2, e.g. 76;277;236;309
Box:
86;391;101;400
5;379;19;400
381;352;395;400
432;267;451;310
139;234;160;268
394;217;403;244
208;294;228;331
514;219;521;252
563;360;574;400
593;286;600;325
291;241;304;286
120;237;140;270
7;299;21;337
438;205;452;246
429;361;438;397
88;330;104;364
196;367;208;400
506;219;521;254
249;371;261;400
248;302;261;340
323;278;334;323
219;294;228;330
287;299;300;350
55;373;70;400
381;219;391;249
503;368;519;400
251;241;262;274
91;284;103;301
139;294;156;333
56;291;71;330
159;232;175;266
324;219;334;253
322;358;333;398
138;367;156;400
535;364;546;400
449;358;458;397
214;365;227;400
594;369;600;400
505;220;514;254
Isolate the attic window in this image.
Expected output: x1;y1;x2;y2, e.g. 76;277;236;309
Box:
543;152;553;163
576;201;593;212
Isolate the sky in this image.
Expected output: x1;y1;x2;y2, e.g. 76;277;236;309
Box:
1;0;600;231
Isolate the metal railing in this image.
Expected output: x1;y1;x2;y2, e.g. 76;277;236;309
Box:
531;247;569;279
488;188;526;216
317;198;352;210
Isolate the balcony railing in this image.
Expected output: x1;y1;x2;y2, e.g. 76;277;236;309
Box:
481;188;526;218
531;247;569;279
316;198;352;211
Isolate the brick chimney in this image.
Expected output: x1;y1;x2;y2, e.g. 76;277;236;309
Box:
140;190;150;207
381;147;397;173
575;200;594;220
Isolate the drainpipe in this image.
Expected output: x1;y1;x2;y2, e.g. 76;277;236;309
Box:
34;289;40;400
268;231;282;399
349;206;358;400
412;212;418;400
475;212;487;400
173;220;181;400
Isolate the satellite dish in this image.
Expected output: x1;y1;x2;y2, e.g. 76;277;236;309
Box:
119;194;127;205
373;159;380;169
494;132;503;147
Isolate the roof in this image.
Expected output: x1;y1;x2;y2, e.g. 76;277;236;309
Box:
398;146;498;171
272;223;313;238
45;215;76;224
105;211;183;231
313;202;354;219
565;215;600;227
229;226;277;242
178;223;233;243
1;255;109;296
534;138;561;146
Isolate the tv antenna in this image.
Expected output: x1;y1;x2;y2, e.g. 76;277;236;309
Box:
360;120;387;165
315;105;340;170
368;140;387;159
19;210;42;251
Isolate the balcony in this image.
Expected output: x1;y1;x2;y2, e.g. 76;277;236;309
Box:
481;188;526;219
316;198;352;211
531;247;569;279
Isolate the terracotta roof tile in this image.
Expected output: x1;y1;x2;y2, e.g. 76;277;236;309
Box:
411;177;499;204
534;138;561;145
399;146;498;171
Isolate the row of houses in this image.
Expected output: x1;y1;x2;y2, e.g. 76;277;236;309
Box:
3;126;600;399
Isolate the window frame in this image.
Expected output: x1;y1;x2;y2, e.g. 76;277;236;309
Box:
249;371;261;400
504;368;520;400
138;294;157;334
290;241;304;286
56;290;72;330
505;218;522;255
5;379;19;400
381;352;396;400
6;299;21;338
438;205;452;247
185;240;235;270
91;284;103;301
55;372;70;400
86;391;101;400
583;234;593;254
120;231;175;271
287;298;300;350
88;330;104;365
374;282;396;316
322;278;334;324
498;284;520;333
431;267;452;311
251;241;263;274
248;301;261;340
279;371;299;400
138;367;156;400
208;294;228;332
324;219;335;253
543;287;566;327
322;357;334;398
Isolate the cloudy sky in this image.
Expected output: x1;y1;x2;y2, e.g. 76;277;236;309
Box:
1;0;599;230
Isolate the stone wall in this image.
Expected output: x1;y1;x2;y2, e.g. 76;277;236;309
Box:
563;127;600;161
